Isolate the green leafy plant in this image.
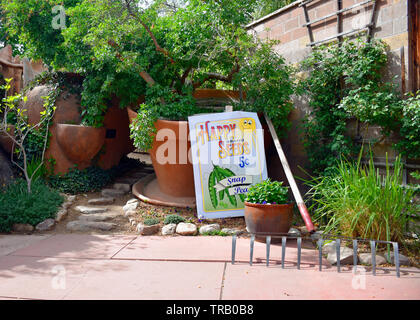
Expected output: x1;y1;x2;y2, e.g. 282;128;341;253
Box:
26;157;48;181
305;151;416;242
200;230;229;236
299;38;420;174
46;166;116;194
164;214;186;225
0;79;55;193
0;179;64;232
411;171;420;180
143;217;160;226
245;179;289;205
394;91;420;159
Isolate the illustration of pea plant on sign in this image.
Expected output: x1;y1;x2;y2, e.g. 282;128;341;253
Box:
189;111;268;219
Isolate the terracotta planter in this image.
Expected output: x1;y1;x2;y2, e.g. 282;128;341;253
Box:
149;119;195;198
127;106;138;125
55;123;105;162
244;202;294;242
0;124;15;154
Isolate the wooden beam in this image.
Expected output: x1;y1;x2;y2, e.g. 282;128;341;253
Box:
264;113;315;233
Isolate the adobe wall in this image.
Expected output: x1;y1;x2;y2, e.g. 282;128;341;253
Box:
247;0;418;187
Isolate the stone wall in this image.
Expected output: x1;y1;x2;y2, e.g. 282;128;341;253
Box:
247;0;418;186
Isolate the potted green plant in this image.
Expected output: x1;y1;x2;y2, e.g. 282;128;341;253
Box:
244;179;294;240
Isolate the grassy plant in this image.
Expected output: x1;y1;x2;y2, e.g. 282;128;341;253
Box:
306;152;415;242
26;157;47;181
0;179;64;232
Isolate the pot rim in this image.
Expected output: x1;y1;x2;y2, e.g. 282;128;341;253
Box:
156;118;189;124
244;201;294;209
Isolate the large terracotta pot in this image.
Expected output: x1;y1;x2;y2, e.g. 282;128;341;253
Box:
0;124;15;154
244;202;294;242
127;106;138;124
55;123;106;162
149;119;195;198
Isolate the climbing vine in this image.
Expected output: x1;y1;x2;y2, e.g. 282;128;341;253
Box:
299;38;419;175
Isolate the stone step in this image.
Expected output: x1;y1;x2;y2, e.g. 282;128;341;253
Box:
88;197;115;205
102;188;127;198
114;177;140;186
113;183;131;193
78;212;121;222
66;221;116;232
74;206;108;214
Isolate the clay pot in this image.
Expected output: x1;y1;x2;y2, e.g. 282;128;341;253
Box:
127;106;138;125
0;124;15;154
244;202;294;242
149;119;195;198
55;123;105;162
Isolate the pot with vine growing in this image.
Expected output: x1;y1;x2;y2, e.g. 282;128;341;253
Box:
244;179;294;242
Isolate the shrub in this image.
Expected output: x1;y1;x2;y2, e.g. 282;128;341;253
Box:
306;152;416;242
245;179;289;204
164;214;186;225
0;179;64;232
46;166;116;194
143;218;160;226
394;91;420;159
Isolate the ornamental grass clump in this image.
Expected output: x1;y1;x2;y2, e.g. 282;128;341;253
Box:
307;153;415;242
245;179;289;205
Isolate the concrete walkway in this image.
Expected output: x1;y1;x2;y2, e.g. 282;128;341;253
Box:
0;234;419;300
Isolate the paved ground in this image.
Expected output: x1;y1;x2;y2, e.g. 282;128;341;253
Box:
0;234;419;300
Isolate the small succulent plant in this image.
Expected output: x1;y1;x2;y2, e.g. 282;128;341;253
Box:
164;214;186;225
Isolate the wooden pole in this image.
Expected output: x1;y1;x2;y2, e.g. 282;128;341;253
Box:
264;113;315;233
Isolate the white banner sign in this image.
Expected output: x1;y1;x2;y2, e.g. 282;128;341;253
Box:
188;111;268;219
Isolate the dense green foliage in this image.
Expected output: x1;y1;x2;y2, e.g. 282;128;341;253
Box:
245;179;289;205
299;39;419;174
0;179;64;232
46;166;117;194
164;214;186;225
394;91;420;159
0;0;82;64
306;152;416;242
0;0;294;149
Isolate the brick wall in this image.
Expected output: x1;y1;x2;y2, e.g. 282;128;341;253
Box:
247;0;418;186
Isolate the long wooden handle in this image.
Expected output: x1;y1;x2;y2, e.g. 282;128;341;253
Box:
264;113;315;233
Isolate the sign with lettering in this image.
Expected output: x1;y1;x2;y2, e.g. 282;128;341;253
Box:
188;111;268;219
